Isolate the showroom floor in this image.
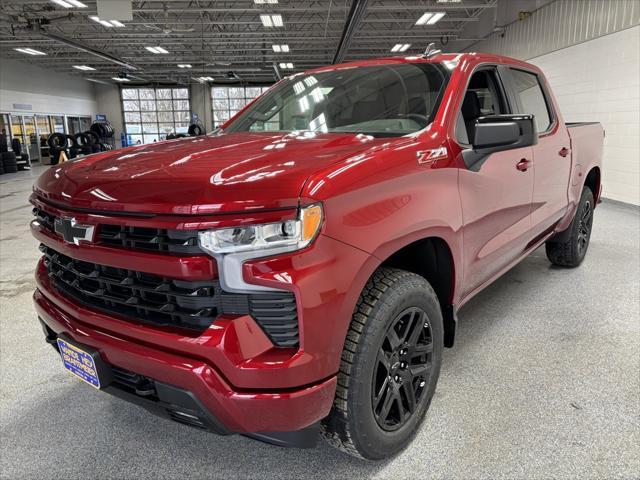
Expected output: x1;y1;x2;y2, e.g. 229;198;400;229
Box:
1;165;638;479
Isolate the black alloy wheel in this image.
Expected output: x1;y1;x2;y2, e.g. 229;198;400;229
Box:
372;307;433;431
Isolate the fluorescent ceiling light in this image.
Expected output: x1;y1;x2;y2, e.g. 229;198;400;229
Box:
50;0;73;7
197;76;214;82
279;62;294;69
437;0;461;2
51;0;88;7
261;14;283;27
416;12;446;25
177;64;192;68
14;47;47;56
272;44;290;53
89;16;125;27
73;65;96;71
391;43;411;52
254;0;278;3
146;46;169;54
112;77;130;82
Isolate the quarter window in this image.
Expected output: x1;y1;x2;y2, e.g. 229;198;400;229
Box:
510;69;552;132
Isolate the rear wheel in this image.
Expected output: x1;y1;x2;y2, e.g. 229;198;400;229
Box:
322;268;443;460
546;186;594;267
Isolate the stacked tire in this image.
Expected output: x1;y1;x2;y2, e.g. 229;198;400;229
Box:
1;152;18;173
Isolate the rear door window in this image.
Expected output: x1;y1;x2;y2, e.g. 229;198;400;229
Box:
509;69;553;132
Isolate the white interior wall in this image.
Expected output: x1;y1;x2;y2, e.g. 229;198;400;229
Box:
0;58;97;116
528;26;640;205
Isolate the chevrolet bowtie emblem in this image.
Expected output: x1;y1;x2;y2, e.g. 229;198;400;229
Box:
54;217;95;245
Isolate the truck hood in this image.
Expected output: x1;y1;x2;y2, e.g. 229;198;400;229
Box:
34;131;390;215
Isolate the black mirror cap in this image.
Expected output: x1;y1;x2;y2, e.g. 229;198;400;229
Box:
473;114;538;152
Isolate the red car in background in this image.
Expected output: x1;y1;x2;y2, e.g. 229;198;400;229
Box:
31;52;603;459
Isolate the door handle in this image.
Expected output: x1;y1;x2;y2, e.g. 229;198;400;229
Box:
516;159;531;172
559;147;570;157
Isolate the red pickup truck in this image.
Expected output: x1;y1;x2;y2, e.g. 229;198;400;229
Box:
31;52;603;460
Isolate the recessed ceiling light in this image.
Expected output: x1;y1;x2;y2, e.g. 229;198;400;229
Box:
112;77;130;82
254;0;278;3
279;62;294;69
272;44;290;52
260;14;283;27
177;64;192;68
89;16;125;27
73;65;96;71
14;47;47;56
416;12;446;25
391;43;411;52
146;46;169;54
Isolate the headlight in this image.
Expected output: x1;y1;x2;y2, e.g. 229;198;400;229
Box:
198;204;323;256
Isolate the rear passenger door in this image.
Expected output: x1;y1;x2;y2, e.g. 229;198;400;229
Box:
456;66;535;297
506;68;571;237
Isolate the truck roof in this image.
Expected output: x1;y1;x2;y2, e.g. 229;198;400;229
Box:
299;52;541;76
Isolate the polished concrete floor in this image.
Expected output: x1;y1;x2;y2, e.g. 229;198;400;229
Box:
1;165;638;479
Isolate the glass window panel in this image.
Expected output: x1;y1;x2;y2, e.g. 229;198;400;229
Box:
125;123;142;134
141;112;158;123
212;88;228;99
123;100;139;111
122;86;190;138
51;115;65;133
139;88;155;100
143;133;160;143
173;111;190;124
173;100;189;111
228;87;244;99
139;100;155;112
213;99;229;113
158;123;175;135
157;100;173;111
213;111;229;125
173;88;189;99
156;89;172;99
246;87;262;98
125;112;141;123
142;123;158;134
129;134;143;145
122;89;139;100
230;99;246;111
157;111;173;123
80;117;91;131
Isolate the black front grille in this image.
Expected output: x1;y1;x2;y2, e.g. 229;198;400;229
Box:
42;245;220;330
98;224;201;254
33;208;200;254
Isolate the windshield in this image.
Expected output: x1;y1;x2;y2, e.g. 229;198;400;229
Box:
224;63;449;138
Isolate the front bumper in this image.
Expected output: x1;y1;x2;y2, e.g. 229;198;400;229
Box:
35;286;336;435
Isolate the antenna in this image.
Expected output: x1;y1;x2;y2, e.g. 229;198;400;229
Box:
423;42;442;58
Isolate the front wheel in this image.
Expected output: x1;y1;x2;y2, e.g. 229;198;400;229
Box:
321;268;444;460
546;186;595;267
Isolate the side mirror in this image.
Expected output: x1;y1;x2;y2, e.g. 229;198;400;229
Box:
462;114;538;171
472;114;538;152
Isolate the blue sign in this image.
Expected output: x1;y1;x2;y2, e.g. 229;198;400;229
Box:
96;114;107;121
57;338;101;388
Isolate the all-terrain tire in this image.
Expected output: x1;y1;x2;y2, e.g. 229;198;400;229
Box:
546;186;595;267
321;267;444;460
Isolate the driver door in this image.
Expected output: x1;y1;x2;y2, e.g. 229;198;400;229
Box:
456;66;535;298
